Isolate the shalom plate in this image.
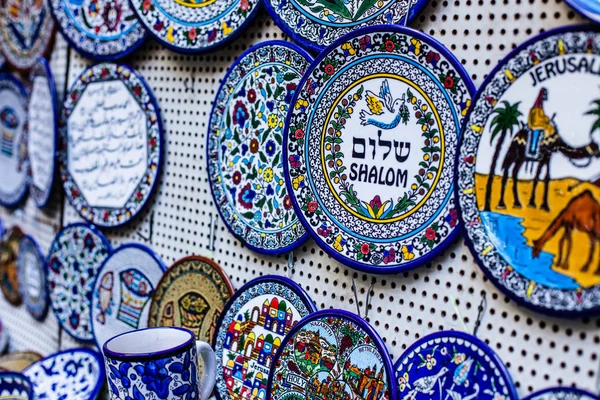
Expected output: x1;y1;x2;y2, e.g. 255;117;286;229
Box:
17;235;49;321
524;387;600;400
565;0;600;24
0;226;24;305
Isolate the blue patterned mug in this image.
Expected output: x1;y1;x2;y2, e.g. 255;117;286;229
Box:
103;327;216;400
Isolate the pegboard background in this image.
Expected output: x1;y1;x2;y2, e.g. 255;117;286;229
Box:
2;0;600;397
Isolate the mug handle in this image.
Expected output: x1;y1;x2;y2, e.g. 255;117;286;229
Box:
196;341;217;400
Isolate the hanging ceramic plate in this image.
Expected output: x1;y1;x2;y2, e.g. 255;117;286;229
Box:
207;41;312;254
394;331;518;400
213;275;316;400
27;58;58;208
0;226;24;305
0;371;33;399
264;0;428;52
565;0;600;24
59;63;163;227
285;25;474;273
23;348;104;400
456;25;600;317
0;352;43;372
524;387;600;400
90;243;166;347
17;235;49;321
47;223;111;343
267;309;397;400
148;255;234;343
0;74;28;207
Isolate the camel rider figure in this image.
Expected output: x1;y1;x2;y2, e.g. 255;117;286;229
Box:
527;87;556;159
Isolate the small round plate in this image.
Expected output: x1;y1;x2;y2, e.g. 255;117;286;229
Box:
0;352;43;372
207;41;312;254
17;234;49;321
47;223;111;343
129;0;259;53
285;25;474;273
264;0;429;52
23;348;104;400
0;226;24;305
457;25;600;317
91;243;166;348
27;58;58;208
267;309;397;400
524;387;600;400
213;275;316;400
0;371;33;399
565;0;600;24
148;255;235;343
0;74;28;207
59;63;163;227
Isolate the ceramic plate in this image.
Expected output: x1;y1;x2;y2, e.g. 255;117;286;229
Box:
148;255;234;343
0;371;33;399
285;26;474;273
524;387;599;400
17;235;49;321
456;25;600;317
213;275;316;400
47;223;111;343
565;0;600;24
267;309;397;400
129;0;259;53
91;243;166;347
0;352;43;372
0;74;28;207
264;0;429;52
0;0;54;70
59;63;163;227
23;348;104;400
0;226;24;305
27;58;58;208
207;41;312;254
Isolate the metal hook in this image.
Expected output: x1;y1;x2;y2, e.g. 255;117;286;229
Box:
364;282;374;320
351;278;362;319
136;212;155;242
286;251;295;279
403;0;414;26
473;292;487;337
183;73;196;92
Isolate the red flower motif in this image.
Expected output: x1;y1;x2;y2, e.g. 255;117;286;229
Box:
369;195;382;211
149;137;156;148
71;188;79;198
70;91;78;101
361;243;370;255
247;89;257;103
284;195;292;210
240;0;248;10
307;201;318;213
188;28;197;41
324;64;335;75
136;191;143;200
385;40;395;52
233;171;242;185
142;0;151;11
133;85;141;96
425;227;436;241
443;76;454;89
103;211;110;221
294;129;304;140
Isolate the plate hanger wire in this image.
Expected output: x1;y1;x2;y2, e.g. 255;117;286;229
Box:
450;292;487;336
351;278;374;320
136;211;155;242
286;251;295;279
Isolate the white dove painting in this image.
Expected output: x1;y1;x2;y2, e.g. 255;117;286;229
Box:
359;79;410;129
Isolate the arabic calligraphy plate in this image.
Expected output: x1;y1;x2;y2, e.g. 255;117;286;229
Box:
0;226;24;305
59;63;163;227
0;371;33;399
524;387;600;400
565;0;600;24
0;352;43;372
17;235;48;321
47;223;111;343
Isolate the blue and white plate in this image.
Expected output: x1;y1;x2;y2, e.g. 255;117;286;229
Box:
565;0;600;24
524;387;600;400
0;371;33;399
17;235;48;321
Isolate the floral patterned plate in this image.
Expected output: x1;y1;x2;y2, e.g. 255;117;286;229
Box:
17;235;49;321
208;41;312;254
0;226;24;305
285;25;474;273
47;223;111;343
524;387;600;400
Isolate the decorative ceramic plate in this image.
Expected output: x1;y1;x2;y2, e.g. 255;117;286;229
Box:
148;255;234;343
565;0;600;24
17;235;48;321
47;223;111;343
0;226;24;305
285;26;474;273
267;309;397;400
129;0;259;53
0;74;28;207
213;275;316;400
0;0;54;70
23;348;104;400
0;371;33;399
0;352;43;372
59;63;163;227
524;387;600;400
264;0;428;52
91;243;166;347
394;331;518;400
456;25;600;317
27;58;58;208
207;41;312;254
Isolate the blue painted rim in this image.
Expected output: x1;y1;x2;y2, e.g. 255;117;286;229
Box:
206;40;313;255
18;234;49;321
103;326;196;361
0;371;33;397
564;0;600;25
454;23;600;318
283;24;476;274
522;387;600;400
266;308;398;400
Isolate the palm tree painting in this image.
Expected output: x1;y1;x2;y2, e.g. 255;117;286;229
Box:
585;99;600;134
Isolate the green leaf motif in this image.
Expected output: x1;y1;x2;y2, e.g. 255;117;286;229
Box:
353;0;378;21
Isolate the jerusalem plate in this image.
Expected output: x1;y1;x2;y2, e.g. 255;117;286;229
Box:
524;387;600;400
207;41;312;254
565;0;600;24
0;226;24;305
267;309;397;400
130;0;259;53
286;26;474;273
148;255;235;343
47;223;111;343
213;275;316;400
0;371;33;399
264;0;429;52
0;352;43;372
59;63;163;227
91;243;166;347
27;58;58;208
0;74;28;207
456;25;600;317
17;235;48;321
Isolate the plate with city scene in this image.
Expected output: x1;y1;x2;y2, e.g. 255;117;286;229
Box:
213;275;316;400
0;226;24;305
0;352;43;372
524;387;600;400
285;26;474;273
457;25;600;317
565;0;600;24
267;309;397;400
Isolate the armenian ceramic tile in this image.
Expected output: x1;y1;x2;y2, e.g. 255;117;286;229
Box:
524;387;599;400
207;41;312;255
0;352;43;372
0;226;24;305
565;0;600;24
0;371;33;399
17;235;48;321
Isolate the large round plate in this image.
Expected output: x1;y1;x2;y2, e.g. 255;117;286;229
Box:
47;223;111;343
285;26;474;273
565;0;600;24
0;352;43;372
267;309;397;400
524;387;600;400
91;243;166;347
457;25;600;317
207;41;312;254
213;275;316;400
17;234;48;321
148;255;234;343
0;226;24;305
59;63;163;227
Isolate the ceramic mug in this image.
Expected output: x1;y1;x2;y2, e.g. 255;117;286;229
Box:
103;327;216;400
